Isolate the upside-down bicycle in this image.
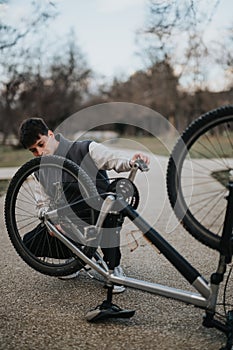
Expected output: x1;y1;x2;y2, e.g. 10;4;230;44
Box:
4;105;233;349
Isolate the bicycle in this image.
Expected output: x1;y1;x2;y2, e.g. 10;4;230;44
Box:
4;105;233;349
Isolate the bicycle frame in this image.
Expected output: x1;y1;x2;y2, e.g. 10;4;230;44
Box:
41;168;233;349
44;183;233;313
39;162;233;350
46;214;211;308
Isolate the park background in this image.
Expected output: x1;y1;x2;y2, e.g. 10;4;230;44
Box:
0;0;232;166
1;0;232;248
0;2;233;349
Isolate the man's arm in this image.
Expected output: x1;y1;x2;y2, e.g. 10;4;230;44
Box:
89;141;149;173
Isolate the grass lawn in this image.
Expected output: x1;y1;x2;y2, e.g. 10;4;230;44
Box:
0;136;175;168
1;132;232;167
0;138;173;196
0;146;32;196
0;145;32;167
0;132;232;196
108;135;176;156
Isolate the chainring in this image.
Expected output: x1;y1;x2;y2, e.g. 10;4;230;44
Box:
107;178;140;210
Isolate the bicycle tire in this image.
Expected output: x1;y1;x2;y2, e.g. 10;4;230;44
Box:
5;155;99;276
167;105;233;251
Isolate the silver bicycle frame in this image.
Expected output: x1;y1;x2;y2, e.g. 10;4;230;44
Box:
44;192;222;312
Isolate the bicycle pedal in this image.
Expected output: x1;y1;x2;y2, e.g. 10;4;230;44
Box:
134;159;149;172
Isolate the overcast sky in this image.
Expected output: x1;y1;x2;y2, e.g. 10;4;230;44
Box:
52;0;148;78
1;0;233;88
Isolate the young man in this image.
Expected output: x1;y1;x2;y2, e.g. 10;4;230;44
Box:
19;117;150;292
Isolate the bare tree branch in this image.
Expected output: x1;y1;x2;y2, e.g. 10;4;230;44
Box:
0;0;57;50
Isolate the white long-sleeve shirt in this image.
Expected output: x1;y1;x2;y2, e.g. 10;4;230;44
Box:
89;141;132;173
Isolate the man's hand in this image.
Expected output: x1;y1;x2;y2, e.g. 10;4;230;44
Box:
130;153;150;167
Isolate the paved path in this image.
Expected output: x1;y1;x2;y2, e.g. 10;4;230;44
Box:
0;167;18;180
0;156;227;350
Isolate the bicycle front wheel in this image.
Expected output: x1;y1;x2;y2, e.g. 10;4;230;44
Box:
167;105;233;251
5;155;99;276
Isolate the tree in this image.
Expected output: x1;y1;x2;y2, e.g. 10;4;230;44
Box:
0;0;57;50
0;1;58;143
213;25;233;89
97;60;179;134
0;31;93;144
0;3;94;145
137;0;224;91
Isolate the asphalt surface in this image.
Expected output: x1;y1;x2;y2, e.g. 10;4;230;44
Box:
0;156;229;350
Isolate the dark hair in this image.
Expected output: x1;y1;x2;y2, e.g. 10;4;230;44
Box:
19;118;50;148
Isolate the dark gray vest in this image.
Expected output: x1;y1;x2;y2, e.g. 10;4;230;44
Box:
54;135;109;194
36;135;109;201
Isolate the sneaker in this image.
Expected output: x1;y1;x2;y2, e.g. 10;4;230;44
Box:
113;285;126;293
112;265;126;294
58;270;80;280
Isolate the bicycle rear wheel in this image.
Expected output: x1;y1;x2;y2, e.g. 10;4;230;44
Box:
167;105;233;250
5;155;99;276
